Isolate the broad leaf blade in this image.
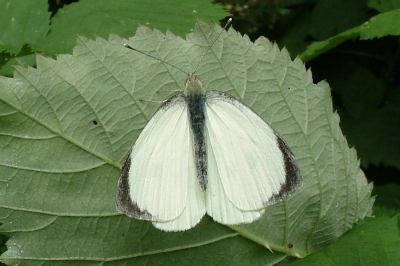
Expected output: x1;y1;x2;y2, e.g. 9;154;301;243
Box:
0;21;373;264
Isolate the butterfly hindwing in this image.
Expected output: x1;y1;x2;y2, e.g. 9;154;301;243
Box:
206;139;266;224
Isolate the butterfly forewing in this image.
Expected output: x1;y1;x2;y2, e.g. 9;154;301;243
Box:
204;91;301;215
117;95;206;225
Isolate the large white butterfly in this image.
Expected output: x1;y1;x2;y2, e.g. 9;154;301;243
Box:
116;19;302;231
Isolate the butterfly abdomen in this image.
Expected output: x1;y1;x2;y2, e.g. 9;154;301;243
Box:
186;92;208;191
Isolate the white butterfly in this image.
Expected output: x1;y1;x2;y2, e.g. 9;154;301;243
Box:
116;20;302;231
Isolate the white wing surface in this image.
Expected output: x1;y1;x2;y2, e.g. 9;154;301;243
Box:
204;91;288;222
117;95;206;230
206;138;266;224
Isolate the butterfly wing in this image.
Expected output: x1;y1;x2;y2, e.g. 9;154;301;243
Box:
204;91;302;224
116;95;206;231
206;143;266;224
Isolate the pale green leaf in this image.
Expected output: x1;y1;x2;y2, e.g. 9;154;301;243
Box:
0;21;374;265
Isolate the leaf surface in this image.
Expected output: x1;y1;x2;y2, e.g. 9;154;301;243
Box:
0;21;374;264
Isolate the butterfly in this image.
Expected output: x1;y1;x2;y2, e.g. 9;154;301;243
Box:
116;19;302;231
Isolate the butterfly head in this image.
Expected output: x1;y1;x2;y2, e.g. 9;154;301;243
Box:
184;73;205;96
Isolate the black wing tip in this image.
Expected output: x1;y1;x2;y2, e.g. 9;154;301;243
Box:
115;153;153;220
267;136;303;204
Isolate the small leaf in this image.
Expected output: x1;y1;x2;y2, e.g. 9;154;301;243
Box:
360;9;400;39
300;9;400;62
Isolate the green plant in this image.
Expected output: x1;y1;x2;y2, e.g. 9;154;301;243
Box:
0;0;399;265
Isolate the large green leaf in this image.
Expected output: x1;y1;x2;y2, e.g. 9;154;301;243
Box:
0;21;374;264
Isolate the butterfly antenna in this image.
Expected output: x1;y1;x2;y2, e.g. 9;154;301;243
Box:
124;44;188;76
124;18;232;76
193;18;232;74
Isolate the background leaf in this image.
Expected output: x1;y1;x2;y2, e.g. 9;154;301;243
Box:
331;68;400;168
37;0;228;55
0;0;228;76
291;216;400;266
0;0;50;55
0;0;50;76
368;0;400;13
372;184;400;217
0;20;373;264
300;8;400;62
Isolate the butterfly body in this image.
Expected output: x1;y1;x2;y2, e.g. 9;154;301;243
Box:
185;76;208;190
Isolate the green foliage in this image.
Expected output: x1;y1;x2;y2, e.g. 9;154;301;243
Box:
291;216;400;266
373;184;400;217
38;0;227;55
300;9;400;61
0;0;399;265
0;0;50;55
220;0;400;263
219;1;400;172
0;0;228;76
0;17;374;265
368;0;400;12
